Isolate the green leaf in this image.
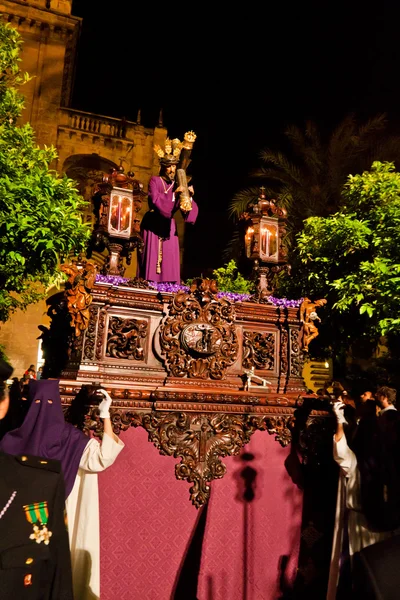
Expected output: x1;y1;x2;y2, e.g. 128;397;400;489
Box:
0;19;90;323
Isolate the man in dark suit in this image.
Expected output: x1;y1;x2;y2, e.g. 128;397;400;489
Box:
0;358;74;600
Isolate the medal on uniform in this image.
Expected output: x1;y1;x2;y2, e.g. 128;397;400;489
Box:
23;501;53;544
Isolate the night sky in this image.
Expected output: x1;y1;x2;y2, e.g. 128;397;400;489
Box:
70;1;400;277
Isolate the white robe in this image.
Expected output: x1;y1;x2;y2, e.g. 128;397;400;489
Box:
326;434;395;599
65;433;125;600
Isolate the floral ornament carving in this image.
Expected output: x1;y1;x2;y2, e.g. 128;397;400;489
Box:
242;331;275;370
132;411;254;507
159;279;239;380
106;316;147;360
246;414;295;447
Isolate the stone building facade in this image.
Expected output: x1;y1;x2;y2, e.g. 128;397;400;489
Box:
0;0;175;375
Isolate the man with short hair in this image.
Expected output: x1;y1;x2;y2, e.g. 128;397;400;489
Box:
360;390;374;403
375;386;397;413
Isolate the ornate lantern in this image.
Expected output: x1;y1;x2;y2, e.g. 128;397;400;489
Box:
108;188;134;239
242;187;288;297
87;164;146;275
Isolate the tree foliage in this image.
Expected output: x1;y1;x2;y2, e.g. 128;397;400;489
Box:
278;162;400;358
0;21;89;322
212;260;253;293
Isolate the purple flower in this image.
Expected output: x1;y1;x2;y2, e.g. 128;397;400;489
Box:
95;276;302;306
147;282;190;293
96;274;129;285
217;291;251;302
267;296;303;308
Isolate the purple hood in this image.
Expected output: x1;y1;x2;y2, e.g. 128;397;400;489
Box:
0;379;89;497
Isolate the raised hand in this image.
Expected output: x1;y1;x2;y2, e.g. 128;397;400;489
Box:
332;400;348;425
97;389;113;419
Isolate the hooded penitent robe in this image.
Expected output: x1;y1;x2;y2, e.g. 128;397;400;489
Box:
0;379;124;600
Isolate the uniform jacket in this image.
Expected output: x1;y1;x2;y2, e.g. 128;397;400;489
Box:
0;452;73;600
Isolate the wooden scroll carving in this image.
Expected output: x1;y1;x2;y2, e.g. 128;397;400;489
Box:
131;411;254;508
242;331;275;370
74;405;299;507
159;279;239;380
106;316;147;360
247;414;295;447
64;387;332;507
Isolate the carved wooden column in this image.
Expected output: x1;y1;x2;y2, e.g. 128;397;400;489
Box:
278;308;290;393
287;323;305;393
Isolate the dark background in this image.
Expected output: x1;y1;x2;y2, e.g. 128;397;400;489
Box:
70;1;400;277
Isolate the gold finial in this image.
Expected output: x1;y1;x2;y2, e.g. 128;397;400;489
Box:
182;131;196;149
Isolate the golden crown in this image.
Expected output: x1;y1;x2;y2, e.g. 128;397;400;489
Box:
154;131;196;165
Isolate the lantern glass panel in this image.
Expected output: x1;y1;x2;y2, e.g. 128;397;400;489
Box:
260;219;279;262
108;188;133;239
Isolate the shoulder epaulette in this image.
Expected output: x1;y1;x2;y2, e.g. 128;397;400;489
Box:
14;454;61;473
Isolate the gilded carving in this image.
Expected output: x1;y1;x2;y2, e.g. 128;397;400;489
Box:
60;259;97;337
242;331;275;370
106;316;147;360
159;279;239;380
299;298;328;352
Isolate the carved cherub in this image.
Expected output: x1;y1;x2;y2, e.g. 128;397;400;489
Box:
299;297;327;352
60;260;97;338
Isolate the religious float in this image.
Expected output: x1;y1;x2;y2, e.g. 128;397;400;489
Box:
40;154;336;599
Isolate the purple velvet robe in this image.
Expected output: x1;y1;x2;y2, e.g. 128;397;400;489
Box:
138;176;199;283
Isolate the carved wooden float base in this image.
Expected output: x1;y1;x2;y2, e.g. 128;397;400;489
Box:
53;278;331;507
61;386;328;507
